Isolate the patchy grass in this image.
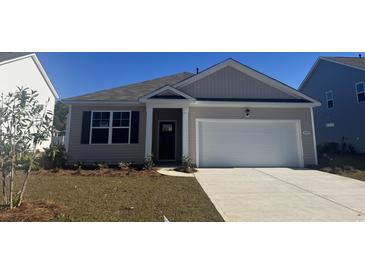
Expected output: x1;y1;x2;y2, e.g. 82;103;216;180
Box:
0;171;223;222
317;153;365;181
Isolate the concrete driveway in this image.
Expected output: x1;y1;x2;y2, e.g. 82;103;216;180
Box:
194;168;365;221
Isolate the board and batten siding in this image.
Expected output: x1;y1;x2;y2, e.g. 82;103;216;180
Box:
67;105;146;164
181;66;301;100
189;107;317;166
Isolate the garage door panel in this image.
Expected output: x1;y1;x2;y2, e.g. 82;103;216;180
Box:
197;120;303;167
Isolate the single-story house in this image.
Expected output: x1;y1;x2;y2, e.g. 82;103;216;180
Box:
63;59;320;168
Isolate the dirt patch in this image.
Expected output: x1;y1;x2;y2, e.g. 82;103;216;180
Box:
0;201;67;222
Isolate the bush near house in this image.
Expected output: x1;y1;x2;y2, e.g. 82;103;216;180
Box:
317;143;365;182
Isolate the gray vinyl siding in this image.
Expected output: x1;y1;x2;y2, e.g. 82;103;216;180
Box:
181;66;301;100
152;108;182;161
300;60;365;152
67;105;146;165
189;107;316;166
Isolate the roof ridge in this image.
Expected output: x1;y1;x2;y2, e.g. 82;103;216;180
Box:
322;56;362;59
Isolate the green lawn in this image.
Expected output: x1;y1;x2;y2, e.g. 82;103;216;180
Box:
1;171;223;222
318;153;365;181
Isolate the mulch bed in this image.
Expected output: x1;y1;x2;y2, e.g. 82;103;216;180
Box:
33;168;160;177
174;167;198;173
0;201;67;222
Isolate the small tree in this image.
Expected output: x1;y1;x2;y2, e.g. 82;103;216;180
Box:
0;87;53;208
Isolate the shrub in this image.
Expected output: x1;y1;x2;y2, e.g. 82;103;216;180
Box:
182;155;193;169
118;161;132;170
318;142;357;156
95;162;108;170
73;160;84;170
18;152;41;172
175;155;196;173
144;154;154;170
73;161;84;174
348;144;357;154
42;144;67;169
317;142;340;156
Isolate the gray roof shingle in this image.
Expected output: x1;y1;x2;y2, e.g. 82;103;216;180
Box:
323;56;365;70
0;52;32;63
64;72;194;101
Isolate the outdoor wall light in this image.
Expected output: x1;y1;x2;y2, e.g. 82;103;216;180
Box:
245;108;251;118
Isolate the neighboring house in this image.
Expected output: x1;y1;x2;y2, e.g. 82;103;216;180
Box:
63;59;320;168
0;52;59;149
299;56;365;153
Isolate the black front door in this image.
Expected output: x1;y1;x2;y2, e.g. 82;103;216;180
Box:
158;121;176;161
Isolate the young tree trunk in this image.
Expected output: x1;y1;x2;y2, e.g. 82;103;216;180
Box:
17;163;32;207
9;152;15;209
1;167;7;204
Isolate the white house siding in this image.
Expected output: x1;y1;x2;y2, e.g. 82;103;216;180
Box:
188;107;317;166
0;55;56;150
67;105;146;165
180;66;302;100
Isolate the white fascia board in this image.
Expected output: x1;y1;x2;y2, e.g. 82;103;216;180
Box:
174;58;320;105
31;54;59;99
190;100;320;108
0;53;59;99
0;53;34;66
139;85;196;102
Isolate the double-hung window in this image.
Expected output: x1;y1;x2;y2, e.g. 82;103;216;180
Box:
90;111;131;144
355;82;365;103
111;111;130;143
91;112;110;144
325;90;334;109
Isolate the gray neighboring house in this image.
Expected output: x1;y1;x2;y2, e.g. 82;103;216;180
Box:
63;59;320;168
299;56;365;153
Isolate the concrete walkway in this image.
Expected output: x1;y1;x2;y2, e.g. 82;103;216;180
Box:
195;168;365;221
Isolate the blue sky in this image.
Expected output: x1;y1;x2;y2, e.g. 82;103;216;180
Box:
37;52;362;99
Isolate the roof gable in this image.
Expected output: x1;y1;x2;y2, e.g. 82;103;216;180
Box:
299;57;365;91
0;52;59;98
140;86;195;102
175;59;318;103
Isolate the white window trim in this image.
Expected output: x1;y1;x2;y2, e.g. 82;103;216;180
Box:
355;82;365;104
325;90;334;109
89;110;132;144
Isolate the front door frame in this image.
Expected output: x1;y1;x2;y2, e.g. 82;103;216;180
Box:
157;120;177;162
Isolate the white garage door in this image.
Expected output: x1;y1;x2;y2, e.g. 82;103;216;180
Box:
197;119;304;167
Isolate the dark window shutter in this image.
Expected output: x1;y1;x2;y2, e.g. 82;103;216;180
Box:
130;111;139;144
81;111;91;144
